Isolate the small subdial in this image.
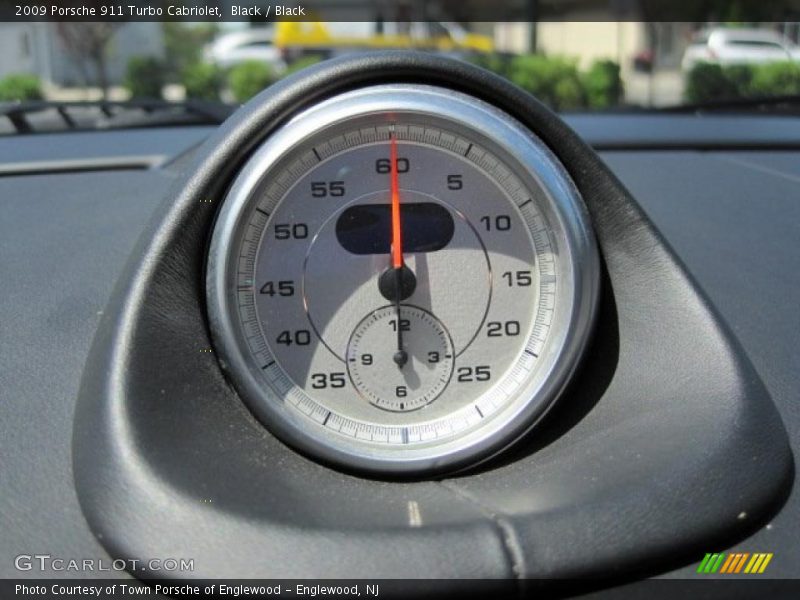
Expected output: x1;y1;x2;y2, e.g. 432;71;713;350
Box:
347;306;455;412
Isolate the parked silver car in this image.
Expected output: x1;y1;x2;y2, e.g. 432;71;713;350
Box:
681;27;800;71
203;29;287;72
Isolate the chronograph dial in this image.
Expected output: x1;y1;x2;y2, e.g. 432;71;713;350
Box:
346;305;455;412
206;85;599;474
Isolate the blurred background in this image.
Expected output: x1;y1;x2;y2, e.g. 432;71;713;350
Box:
1;2;800;111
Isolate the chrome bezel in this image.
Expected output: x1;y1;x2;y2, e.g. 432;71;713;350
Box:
206;85;599;474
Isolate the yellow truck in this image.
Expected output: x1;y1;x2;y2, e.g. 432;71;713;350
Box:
275;21;493;57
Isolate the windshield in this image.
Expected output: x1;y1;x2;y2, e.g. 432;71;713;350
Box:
1;19;799;114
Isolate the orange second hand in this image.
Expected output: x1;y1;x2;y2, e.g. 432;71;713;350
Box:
390;131;403;269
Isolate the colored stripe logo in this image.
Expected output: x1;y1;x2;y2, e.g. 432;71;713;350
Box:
697;552;773;574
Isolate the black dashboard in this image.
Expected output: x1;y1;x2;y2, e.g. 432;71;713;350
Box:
1;55;798;594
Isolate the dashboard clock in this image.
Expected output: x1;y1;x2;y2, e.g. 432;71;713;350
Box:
206;84;599;474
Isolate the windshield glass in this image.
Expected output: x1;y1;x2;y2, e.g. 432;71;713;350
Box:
1;19;798;112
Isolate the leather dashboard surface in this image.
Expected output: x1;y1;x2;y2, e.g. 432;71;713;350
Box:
0;126;797;579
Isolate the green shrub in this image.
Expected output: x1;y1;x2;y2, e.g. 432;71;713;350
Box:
283;55;323;78
471;53;512;79
182;62;224;101
750;61;800;97
162;22;217;82
125;56;165;99
582;60;624;109
228;60;277;102
0;74;43;101
685;61;800;103
476;54;623;110
684;63;740;103
723;64;756;97
508;54;585;110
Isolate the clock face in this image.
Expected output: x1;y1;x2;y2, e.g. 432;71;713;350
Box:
207;84;599;474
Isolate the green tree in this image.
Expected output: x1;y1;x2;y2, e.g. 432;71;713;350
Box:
55;21;122;99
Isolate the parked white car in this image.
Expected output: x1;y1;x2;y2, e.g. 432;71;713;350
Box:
203;29;287;72
681;27;800;71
